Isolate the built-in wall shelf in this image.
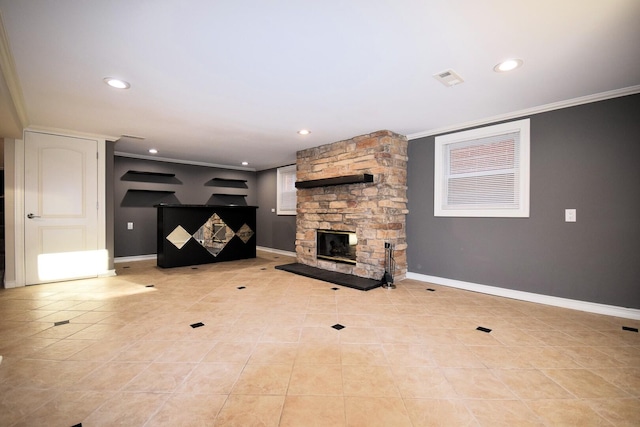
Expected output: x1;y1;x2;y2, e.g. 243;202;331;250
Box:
205;178;249;189
207;193;248;206
295;173;374;189
211;192;248;197
127;189;176;194
127;170;176;177
121;170;181;184
122;189;180;207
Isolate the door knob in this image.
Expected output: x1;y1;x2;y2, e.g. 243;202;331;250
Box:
27;213;41;219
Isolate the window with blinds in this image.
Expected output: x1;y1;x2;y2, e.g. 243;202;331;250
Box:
277;165;297;215
434;119;530;217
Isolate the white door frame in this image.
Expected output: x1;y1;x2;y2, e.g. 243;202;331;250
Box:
12;127;111;287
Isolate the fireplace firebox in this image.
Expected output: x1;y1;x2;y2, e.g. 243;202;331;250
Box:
316;230;357;265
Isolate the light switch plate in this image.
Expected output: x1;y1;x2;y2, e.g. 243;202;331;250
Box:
127;222;134;230
565;209;576;222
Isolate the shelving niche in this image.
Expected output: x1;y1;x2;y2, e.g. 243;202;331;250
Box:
205;177;249;205
121;170;180;184
205;177;249;189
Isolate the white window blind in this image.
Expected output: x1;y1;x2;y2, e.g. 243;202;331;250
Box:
277;165;297;215
435;119;530;217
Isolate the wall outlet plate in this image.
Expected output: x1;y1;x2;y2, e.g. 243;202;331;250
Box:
565;209;576;222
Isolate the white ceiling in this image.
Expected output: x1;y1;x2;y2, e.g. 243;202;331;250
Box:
1;0;639;171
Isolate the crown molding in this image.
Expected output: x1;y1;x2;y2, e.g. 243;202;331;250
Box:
26;126;118;142
407;85;640;140
0;10;29;129
114;151;256;172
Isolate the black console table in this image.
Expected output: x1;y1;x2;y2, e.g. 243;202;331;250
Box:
156;204;257;268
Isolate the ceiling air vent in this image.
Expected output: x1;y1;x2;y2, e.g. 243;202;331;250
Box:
433;69;464;87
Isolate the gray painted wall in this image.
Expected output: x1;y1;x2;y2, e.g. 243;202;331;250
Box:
256;167;296;252
407;94;640;309
114;157;257;257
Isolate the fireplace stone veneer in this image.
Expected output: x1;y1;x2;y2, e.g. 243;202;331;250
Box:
295;130;408;281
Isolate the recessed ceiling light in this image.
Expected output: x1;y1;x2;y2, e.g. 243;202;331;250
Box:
241;161;249;166
103;77;131;89
148;148;158;154
298;129;310;135
494;59;523;72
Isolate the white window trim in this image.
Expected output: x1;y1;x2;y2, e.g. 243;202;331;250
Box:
277;164;297;215
434;118;530;218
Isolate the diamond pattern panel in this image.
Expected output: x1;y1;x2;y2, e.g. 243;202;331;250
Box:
166;225;192;249
193;213;235;256
236;223;254;243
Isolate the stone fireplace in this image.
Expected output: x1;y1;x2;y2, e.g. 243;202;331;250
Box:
295;130;408;281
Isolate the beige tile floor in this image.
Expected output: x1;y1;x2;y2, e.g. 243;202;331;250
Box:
0;250;638;426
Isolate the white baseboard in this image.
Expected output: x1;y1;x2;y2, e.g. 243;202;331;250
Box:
256;246;296;258
3;280;17;289
406;272;640;321
114;254;157;263
99;269;117;277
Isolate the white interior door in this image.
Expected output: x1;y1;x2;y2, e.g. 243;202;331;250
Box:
24;131;100;285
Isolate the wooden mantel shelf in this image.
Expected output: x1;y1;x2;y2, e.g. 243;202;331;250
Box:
295;173;374;189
